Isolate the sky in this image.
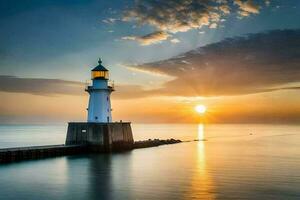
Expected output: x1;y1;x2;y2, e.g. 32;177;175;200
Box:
0;0;299;124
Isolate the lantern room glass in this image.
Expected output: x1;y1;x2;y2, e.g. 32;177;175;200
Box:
92;71;109;79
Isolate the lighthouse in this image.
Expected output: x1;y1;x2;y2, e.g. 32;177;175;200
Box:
65;57;133;151
86;58;114;123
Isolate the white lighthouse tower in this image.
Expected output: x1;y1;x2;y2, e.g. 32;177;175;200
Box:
86;58;114;122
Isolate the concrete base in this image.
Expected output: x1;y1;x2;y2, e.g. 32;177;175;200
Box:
65;122;134;152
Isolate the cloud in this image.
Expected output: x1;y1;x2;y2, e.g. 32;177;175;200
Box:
219;4;231;14
122;31;170;45
128;29;300;97
123;0;221;34
0;76;85;96
234;0;260;17
238;10;251;17
102;18;118;24
170;38;181;44
209;23;218;29
122;0;266;45
265;0;270;6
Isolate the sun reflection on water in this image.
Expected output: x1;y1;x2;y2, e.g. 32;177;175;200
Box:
186;124;215;199
198;124;205;141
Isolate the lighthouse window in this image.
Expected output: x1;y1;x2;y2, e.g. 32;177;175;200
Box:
95;116;98;120
107;96;109;101
92;71;109;79
104;71;109;79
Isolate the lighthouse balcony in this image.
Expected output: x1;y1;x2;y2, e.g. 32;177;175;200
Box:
85;80;115;92
108;80;115;91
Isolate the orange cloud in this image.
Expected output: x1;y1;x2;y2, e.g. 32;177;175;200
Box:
122;0;268;45
122;31;171;45
234;0;260;16
129;30;300;97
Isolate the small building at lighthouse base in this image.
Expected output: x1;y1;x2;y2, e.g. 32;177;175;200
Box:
65;122;134;152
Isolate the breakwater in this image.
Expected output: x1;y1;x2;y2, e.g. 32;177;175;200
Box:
0;139;182;163
133;138;182;149
0;144;87;163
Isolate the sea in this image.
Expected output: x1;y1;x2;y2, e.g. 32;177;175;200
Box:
0;123;299;200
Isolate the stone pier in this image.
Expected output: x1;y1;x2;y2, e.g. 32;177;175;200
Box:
0;122;185;163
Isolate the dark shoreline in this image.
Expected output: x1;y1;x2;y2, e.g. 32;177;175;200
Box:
0;138;182;163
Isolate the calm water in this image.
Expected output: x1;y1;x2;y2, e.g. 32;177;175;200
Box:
0;124;299;200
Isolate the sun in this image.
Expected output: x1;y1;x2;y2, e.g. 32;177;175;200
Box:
195;105;207;114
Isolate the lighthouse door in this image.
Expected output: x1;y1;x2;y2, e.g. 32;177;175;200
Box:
107;116;109;122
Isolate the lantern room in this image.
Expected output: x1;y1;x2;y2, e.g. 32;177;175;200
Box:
91;58;109;80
